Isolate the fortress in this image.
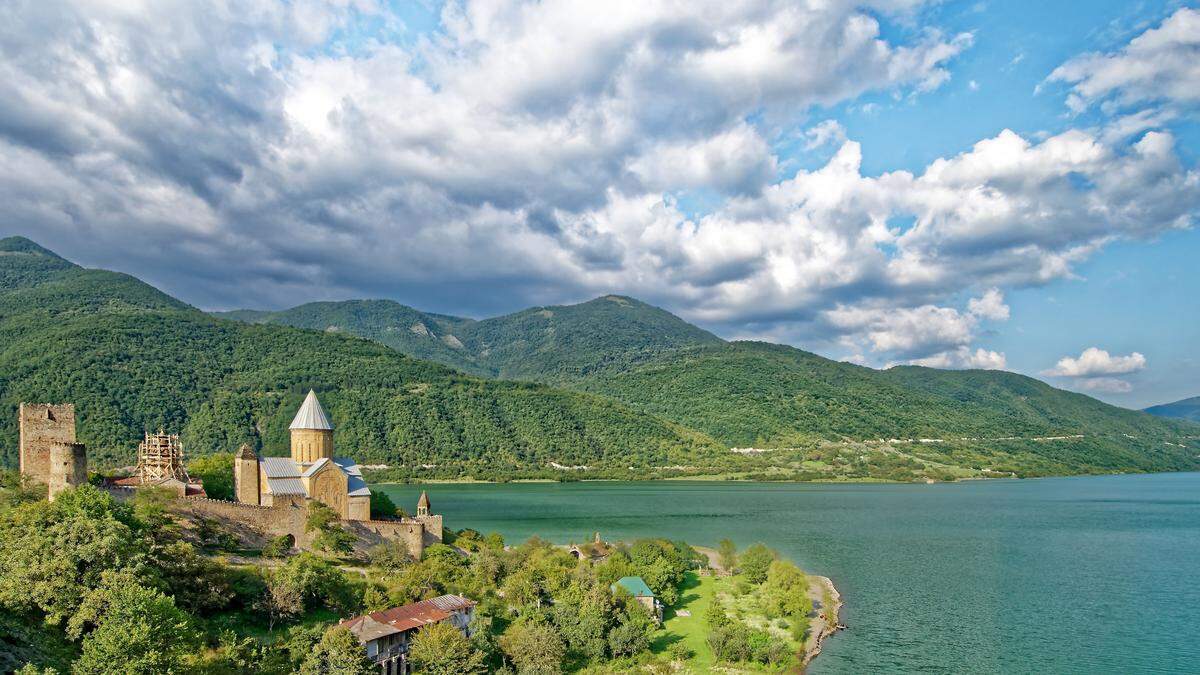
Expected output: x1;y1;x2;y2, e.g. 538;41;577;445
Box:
17;393;441;558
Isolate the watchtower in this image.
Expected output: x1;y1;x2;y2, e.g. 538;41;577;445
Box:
48;442;87;501
234;443;260;505
18;403;76;485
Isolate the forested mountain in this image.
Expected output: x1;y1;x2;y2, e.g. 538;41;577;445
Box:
218;286;1200;478
0;237;717;471
217;294;722;383
1145;396;1200;422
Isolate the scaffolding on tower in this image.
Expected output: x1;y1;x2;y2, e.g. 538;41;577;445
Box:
136;430;191;484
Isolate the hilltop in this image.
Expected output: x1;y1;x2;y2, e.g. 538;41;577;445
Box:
1145;396;1200;423
0;236;717;472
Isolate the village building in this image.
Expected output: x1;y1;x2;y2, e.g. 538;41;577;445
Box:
611;576;663;622
341;594;477;675
235;390;372;520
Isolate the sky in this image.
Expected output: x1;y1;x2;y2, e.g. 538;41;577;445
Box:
1;0;1197;409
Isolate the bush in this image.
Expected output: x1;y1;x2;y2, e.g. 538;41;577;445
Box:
262;534;295;559
738;543;775;584
707;622;750;662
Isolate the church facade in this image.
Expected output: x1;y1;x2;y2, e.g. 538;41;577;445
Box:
235;390;372;520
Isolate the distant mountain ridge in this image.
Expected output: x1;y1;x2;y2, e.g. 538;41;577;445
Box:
217;289;1200;478
1145;396;1200;422
215;294;722;382
5;234;1195;481
0;236;716;473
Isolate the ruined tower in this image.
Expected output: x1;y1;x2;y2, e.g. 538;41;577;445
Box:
290;390;334;463
234;443;260;505
18;403;76;485
48;442;88;501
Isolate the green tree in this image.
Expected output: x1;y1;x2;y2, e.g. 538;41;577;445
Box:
717;539;737;573
369;489;403;519
408;620;487;674
299;626;375;675
0;486;140;624
187;452;235;501
760;560;812;619
68;572;199;674
499;621;566;674
607;604;655;658
738;543;776;584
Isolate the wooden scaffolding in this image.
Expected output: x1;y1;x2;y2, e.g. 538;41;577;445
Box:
136;430;190;484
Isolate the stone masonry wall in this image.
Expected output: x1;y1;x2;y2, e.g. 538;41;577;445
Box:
19;403;76;484
168;495;429;558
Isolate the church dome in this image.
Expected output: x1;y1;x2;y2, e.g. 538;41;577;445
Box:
289;390;333;431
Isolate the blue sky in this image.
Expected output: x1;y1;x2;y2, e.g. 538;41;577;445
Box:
0;0;1196;408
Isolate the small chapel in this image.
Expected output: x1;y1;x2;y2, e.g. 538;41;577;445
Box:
235;390;372;520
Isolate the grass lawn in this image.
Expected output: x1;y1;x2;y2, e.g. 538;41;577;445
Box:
653;571;717;671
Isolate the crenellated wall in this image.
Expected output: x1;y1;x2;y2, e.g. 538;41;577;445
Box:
166;494;431;558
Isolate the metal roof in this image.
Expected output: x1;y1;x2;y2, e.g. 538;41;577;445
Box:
265;477;307;496
302;457;331;477
261;456;300;478
290;390;333;430
347;474;371;497
612;576;655;598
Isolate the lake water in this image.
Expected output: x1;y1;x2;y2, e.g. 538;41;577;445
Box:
376;473;1200;673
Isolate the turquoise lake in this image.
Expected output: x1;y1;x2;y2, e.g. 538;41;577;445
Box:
376;473;1200;673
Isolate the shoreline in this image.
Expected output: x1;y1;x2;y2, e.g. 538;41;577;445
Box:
693;545;843;670
804;574;844;667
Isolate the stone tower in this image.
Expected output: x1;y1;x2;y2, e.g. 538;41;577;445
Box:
234;443;260;505
289;390;334;463
417;490;431;517
47;442;87;501
19;403;76;485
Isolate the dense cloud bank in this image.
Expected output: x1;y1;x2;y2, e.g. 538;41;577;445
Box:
0;1;1195;371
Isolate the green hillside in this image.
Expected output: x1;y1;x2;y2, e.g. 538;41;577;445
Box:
1145;396;1200;422
217;294;723;383
217;291;1200;477
0;237;718;473
212;301;486;376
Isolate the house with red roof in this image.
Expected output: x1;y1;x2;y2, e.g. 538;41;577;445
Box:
340;594;477;674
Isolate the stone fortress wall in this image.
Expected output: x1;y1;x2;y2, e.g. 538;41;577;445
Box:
165;494;438;558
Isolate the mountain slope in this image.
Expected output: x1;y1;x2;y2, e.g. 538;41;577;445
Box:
212;300;485;375
216;294;723;383
0;236;718;472
1145;396;1200;422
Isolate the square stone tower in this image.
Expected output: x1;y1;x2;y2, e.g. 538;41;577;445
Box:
19;403;76;485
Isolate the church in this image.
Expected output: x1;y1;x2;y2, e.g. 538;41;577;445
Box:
235;390;372;520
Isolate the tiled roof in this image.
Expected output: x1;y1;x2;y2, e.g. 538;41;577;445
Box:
289;390;333;430
340;595;477;643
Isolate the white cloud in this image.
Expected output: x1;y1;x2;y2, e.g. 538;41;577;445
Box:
0;0;1195;378
1073;377;1134;394
1048;8;1200;112
909;347;1006;370
1041;347;1147;377
967;287;1009;321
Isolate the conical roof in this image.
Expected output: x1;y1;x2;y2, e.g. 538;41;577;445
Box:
418;490;430;508
289;390;333;430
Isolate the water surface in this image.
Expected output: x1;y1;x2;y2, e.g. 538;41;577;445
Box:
377;473;1200;673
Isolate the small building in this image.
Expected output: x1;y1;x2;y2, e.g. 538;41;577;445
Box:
611;576;663;621
340;594;477;675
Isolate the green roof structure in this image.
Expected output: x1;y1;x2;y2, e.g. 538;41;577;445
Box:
611;576;655;598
